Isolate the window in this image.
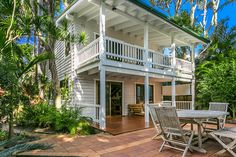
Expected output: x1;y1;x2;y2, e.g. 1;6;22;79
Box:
136;84;154;104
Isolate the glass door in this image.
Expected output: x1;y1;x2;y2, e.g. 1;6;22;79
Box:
96;81;123;116
110;82;122;116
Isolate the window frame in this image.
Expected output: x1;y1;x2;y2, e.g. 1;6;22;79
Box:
135;84;154;104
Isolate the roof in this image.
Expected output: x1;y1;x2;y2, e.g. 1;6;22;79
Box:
56;0;210;44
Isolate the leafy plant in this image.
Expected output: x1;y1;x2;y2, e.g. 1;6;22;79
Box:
0;134;51;157
18;103;95;135
0;131;7;141
196;20;236;118
0;143;51;157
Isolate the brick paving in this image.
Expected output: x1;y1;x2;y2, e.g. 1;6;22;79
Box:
18;124;236;157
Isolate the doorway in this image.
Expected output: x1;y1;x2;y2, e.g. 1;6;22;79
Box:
96;81;123;116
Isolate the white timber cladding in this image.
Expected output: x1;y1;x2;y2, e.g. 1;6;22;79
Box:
73;76;95;117
48;0;203;124
162;84;191;96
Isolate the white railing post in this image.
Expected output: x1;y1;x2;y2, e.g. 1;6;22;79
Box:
191;44;195;110
144;23;149;124
171;36;176;107
99;1;106;129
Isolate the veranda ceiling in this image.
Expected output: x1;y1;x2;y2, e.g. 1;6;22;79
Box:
57;0;209;47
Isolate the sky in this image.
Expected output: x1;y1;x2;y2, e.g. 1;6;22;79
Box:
142;0;236;30
140;0;235;55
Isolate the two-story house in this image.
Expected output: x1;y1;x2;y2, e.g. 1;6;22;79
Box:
48;0;209;130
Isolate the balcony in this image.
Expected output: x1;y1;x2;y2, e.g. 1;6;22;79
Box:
75;37;192;76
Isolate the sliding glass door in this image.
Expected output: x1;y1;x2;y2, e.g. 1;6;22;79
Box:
96;81;122;116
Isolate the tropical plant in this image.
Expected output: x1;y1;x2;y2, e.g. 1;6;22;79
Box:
18;103;95;135
196;20;236;118
0;0;53;138
0;135;51;157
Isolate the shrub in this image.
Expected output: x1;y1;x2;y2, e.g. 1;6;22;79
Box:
18;103;95;135
0;130;7;141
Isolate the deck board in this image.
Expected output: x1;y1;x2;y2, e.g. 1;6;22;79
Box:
93;116;154;135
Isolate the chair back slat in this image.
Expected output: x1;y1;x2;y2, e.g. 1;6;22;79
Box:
209;102;228;112
148;104;160;127
155;107;182;135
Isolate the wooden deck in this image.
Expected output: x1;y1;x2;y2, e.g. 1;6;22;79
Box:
18;124;236;157
94;116;154;135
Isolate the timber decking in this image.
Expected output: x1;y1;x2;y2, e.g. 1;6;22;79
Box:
18;123;236;157
93;116;154;135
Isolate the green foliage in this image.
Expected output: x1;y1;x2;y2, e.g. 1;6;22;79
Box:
0;134;51;157
0;143;51;157
0;131;7;141
196;20;236;118
172;10;203;35
0;135;39;148
18;103;95;135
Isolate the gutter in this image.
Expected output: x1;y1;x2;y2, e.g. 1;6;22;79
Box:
198;41;212;59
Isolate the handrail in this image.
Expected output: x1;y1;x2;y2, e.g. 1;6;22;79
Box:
106;36;145;50
175;58;192;72
76;36;193;75
78;38;100;54
77;38;100;66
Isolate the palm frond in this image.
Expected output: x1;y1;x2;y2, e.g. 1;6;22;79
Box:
0;143;52;157
19;52;54;77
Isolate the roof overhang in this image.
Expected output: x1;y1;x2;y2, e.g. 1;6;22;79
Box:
56;0;210;46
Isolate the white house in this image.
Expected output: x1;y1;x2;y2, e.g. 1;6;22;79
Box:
49;0;209;129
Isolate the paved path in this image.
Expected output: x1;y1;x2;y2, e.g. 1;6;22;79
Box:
18;125;236;157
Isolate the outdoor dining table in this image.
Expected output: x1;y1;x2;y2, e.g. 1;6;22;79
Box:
177;110;229;153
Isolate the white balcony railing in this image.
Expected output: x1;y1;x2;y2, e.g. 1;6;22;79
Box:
77;36;192;73
106;37;145;66
176;58;192;73
148;49;172;69
162;101;193;110
77;38;100;66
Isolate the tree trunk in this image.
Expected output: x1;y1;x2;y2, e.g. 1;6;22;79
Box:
46;0;61;109
203;0;208;36
190;0;197;27
175;0;182;15
8;111;13;139
49;61;61;108
211;0;220;29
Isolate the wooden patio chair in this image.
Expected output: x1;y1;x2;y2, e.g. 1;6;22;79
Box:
155;106;194;157
148;104;161;139
203;102;229;131
210;128;236;157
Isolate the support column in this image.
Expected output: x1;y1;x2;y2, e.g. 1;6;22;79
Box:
99;1;106;129
171;36;176;107
191;44;195;110
144;23;149;124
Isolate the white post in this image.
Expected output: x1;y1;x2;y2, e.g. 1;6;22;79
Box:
191;44;195;110
99;1;106;129
144;23;149;124
171;36;176;107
